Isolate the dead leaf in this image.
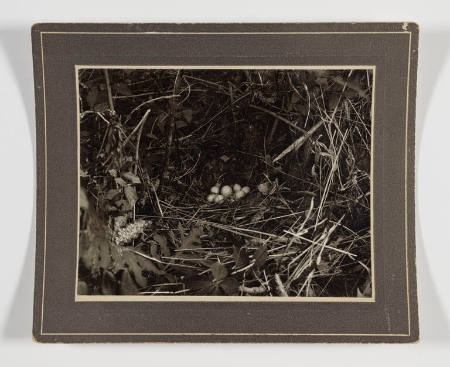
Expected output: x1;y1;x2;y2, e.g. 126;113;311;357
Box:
93;102;109;113
182;109;193;123
122;171;141;184
115;199;132;212
115;82;133;96
220;277;239;295
86;87;98;109
77;280;89;295
175;120;188;129
114;177;127;187
101;270;116;295
254;245;268;269
108;169;118;177
106;188;121;200
210;262;228;281
118;250;165;288
233;246;250;268
124;186;138;207
179;225;203;250
119;269;139;295
154;233;171;257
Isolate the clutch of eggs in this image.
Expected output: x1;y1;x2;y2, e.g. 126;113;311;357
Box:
207;184;250;203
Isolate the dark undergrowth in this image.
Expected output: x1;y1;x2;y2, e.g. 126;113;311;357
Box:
78;68;373;297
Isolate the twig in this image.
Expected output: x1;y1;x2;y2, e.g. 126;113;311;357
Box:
303;83;311;127
134;110;151;175
123;110;151;147
267;97;284;145
103;109;151;166
103;69;116;115
238;284;267;295
284;231;356;258
333;76;368;100
297;270;315;296
249;104;306;134
151;181;164;217
273;120;324;163
179;92;251;142
229;82;239;138
124;94;181;125
160;71;183;191
274;273;288;296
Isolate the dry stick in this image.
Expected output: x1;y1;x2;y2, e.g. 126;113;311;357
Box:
160;71;183;192
113;91;154;99
274;273;288;297
297;270;315;296
123;109;151;149
103;69;116;115
104;109;151;166
284;231;356;257
272;120;324;163
134;109;151;175
315;129;349;223
249;104;307;134
178;92;250;142
96;124;111;159
287;73;312;129
268;96;285;145
273;71;354;165
268;116;279;145
151;182;164;217
316;215;345;266
333;75;368;100
303;83;311;128
229;83;238;138
127;247;198;270
309;76;353;224
279;197;315;265
124;94;180;125
238;284;267;295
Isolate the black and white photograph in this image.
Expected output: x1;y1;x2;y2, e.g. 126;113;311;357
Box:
7;18;426;348
77;67;374;298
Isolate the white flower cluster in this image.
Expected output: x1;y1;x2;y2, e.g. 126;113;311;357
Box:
113;219;151;245
207;183;251;204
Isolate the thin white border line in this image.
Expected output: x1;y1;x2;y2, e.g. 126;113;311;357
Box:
77;65;374;70
38;30;412;338
75;295;374;303
370;67;376;300
40;32;48;336
41;31;411;35
40;332;410;337
405;31;412;335
74;68;81;302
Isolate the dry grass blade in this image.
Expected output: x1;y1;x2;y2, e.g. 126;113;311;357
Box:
273;120;324;163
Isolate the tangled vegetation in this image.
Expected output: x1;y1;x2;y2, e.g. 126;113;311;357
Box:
78;68;373;298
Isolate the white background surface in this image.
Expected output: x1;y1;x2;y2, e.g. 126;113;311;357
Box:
0;1;449;366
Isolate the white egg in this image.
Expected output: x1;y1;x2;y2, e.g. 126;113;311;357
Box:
235;190;245;199
258;183;270;195
242;186;250;194
233;184;242;192
207;194;217;202
214;194;224;203
210;186;220;194
221;185;233;197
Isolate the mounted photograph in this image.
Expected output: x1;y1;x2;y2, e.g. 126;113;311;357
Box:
33;23;419;343
77;67;374;299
